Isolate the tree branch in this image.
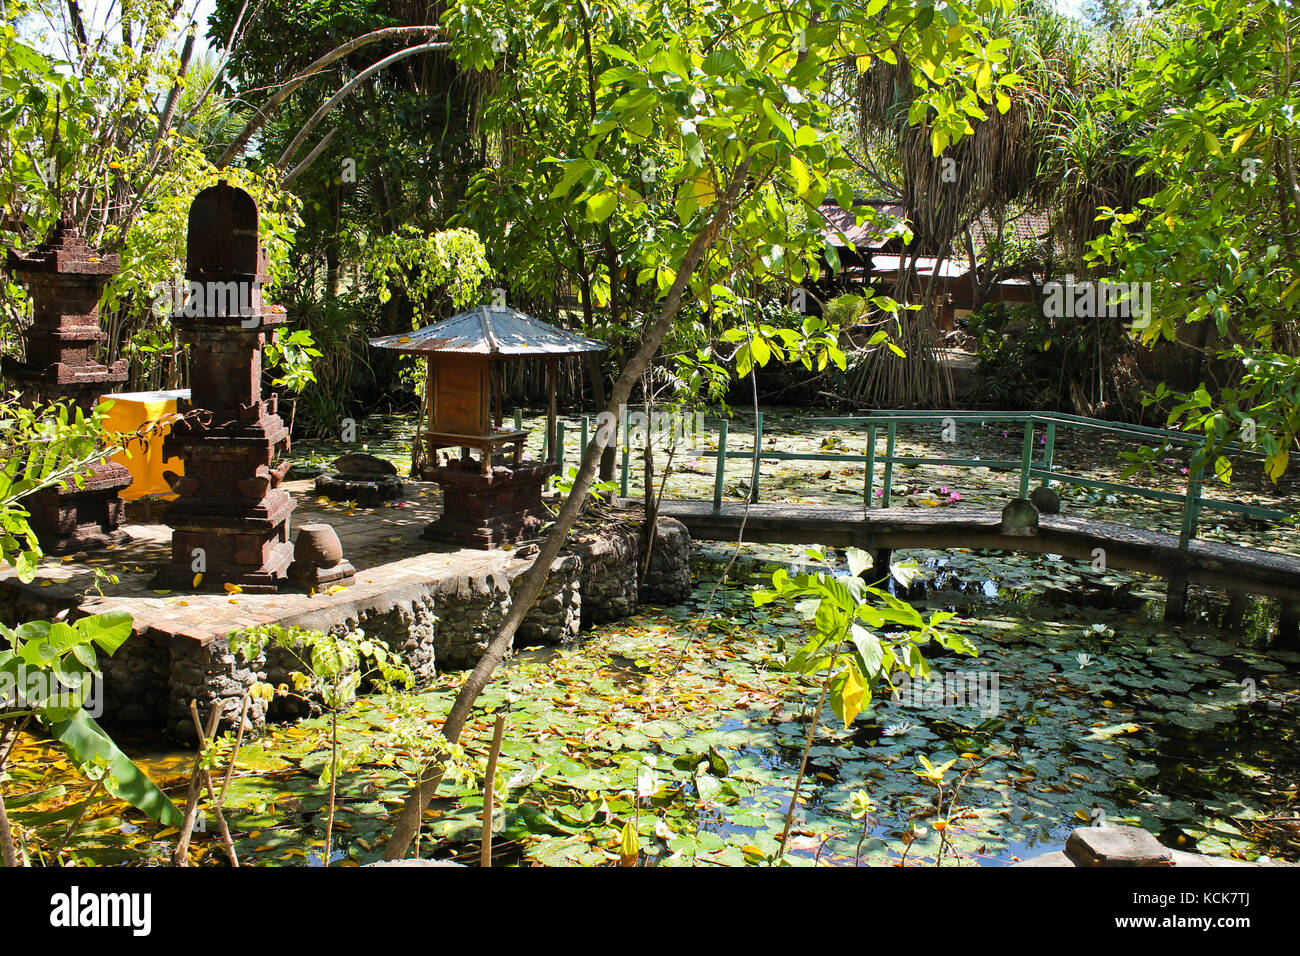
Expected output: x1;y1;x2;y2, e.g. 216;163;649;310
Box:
276;42;448;172
215;25;443;169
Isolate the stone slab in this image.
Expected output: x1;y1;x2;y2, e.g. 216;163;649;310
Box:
1066;826;1174;867
1014;827;1286;867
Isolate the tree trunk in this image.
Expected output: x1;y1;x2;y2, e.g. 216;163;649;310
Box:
585;351;615;481
0;789;18;867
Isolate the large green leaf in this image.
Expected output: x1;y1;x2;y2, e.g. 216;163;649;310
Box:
75;610;134;655
43;710;183;827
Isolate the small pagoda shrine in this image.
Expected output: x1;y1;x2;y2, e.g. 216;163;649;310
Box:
4;214;132;552
152;182;295;592
370;305;605;548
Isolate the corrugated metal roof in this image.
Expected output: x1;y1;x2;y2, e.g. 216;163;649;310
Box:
369;305;607;356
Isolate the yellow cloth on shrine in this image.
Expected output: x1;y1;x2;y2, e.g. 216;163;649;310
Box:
98;389;189;500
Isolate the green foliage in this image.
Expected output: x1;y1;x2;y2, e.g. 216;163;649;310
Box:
965;300;1116;409
231;624;414;720
451;0;1014;387
1082;0;1144;33
0;3;302;390
0;611;182;828
553;466;620;503
360;225;492;324
264;328;323;397
1088;0;1300;478
720;307;848;380
209;0;481;291
753;546;976;729
42;711;182;828
230;624;421;863
276;289;378;437
0;396;119;581
822;294;869;329
0;613;132;723
0;390;180;860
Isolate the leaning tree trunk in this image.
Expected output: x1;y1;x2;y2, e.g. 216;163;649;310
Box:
382;159;753;860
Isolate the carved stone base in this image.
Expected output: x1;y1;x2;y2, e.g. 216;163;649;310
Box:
152;487;295;593
26;459;132;554
149;540;294;594
422;461;557;549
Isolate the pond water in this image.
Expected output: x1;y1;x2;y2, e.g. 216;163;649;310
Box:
7;408;1297;866
16;539;1295;868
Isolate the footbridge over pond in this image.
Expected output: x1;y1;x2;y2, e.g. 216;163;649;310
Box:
590;410;1298;645
651;499;1300;644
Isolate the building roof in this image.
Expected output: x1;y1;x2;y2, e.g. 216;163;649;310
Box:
817;201;908;249
369;305;606;357
967;208;1053;258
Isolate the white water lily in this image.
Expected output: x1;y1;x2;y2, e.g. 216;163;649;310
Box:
1076;652;1094;670
637;769;657;799
883;719;915;737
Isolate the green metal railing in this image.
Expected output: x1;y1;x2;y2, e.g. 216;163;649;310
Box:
528;407;1291;550
596;409;1292;551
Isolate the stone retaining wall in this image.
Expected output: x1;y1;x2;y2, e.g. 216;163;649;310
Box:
1;511;690;740
571;526;640;628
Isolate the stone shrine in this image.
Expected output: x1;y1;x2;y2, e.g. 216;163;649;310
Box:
370;306;606;548
4;214;132;552
152;182;295;592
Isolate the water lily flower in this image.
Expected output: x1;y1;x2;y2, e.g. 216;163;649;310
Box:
883;720;915;737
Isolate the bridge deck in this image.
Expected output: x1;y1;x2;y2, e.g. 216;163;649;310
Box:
652;500;1300;603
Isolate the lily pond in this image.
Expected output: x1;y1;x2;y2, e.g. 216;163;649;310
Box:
9;408;1298;866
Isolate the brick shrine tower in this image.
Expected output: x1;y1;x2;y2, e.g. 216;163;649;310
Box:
3;214;132;552
152;182;295;592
